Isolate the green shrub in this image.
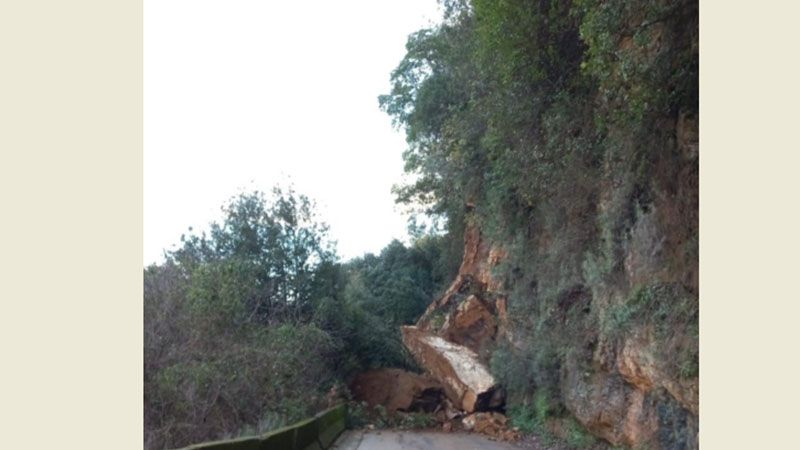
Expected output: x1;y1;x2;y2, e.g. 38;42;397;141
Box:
372;405;391;429
507;403;540;434
345;401;370;429
396;412;438;430
565;417;597;448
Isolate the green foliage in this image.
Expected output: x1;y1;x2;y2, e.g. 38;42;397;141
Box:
602;282;699;382
381;0;606;240
575;0;698;120
145;188;446;449
383;0;697;417
186;259;258;328
506;392;564;447
171;188;336;327
381;0;697;254
603;283;697;339
318;235;457;371
491;334;569;430
145;318;340;449
473;0;584;89
508;398;595;448
313;294;411;371
507;403;539;434
395;412;438;430
564;416;598;448
532;391;553;426
506;391;549;433
372;404;391;429
347;240;435;327
678;353;699;380
345;401;370;429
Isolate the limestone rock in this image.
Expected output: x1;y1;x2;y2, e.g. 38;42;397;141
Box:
562;352;697;450
562;366;646;446
442;398;461;420
617;330;698;416
401;326;502;412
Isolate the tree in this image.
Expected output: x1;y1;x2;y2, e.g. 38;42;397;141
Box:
145;187;342;449
169;187;336;326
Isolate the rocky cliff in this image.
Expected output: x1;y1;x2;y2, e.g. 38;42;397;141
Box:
398;106;698;446
371;1;698;447
405;178;698;448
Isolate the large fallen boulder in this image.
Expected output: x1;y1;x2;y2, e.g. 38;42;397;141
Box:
349;368;445;413
402;326;503;413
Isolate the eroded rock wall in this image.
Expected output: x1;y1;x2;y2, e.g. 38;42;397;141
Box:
404;146;698;448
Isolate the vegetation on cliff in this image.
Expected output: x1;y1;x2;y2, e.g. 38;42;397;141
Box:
381;0;698;448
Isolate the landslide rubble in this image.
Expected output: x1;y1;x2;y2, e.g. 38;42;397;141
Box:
349;225;519;441
349;368;445;413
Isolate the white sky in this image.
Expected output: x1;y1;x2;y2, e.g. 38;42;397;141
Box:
144;0;442;265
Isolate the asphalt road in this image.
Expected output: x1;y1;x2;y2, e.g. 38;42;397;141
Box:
330;430;523;450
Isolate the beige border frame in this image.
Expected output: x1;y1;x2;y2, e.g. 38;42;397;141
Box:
1;0;143;449
2;0;800;448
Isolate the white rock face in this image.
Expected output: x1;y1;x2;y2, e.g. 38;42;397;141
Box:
401;326;498;412
421;334;496;393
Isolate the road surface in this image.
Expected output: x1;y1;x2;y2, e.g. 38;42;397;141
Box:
331;430;523;450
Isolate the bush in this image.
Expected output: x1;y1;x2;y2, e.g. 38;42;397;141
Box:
565;417;598;448
145;189;444;449
396;412;438;430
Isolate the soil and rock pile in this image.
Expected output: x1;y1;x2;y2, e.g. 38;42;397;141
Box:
349;368;444;413
350;226;519;441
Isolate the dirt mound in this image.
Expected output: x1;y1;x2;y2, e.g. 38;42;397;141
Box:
350;368;445;412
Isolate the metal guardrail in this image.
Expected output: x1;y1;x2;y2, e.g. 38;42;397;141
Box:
175;404;347;450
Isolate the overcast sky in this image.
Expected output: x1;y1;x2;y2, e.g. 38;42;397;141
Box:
144;1;441;265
